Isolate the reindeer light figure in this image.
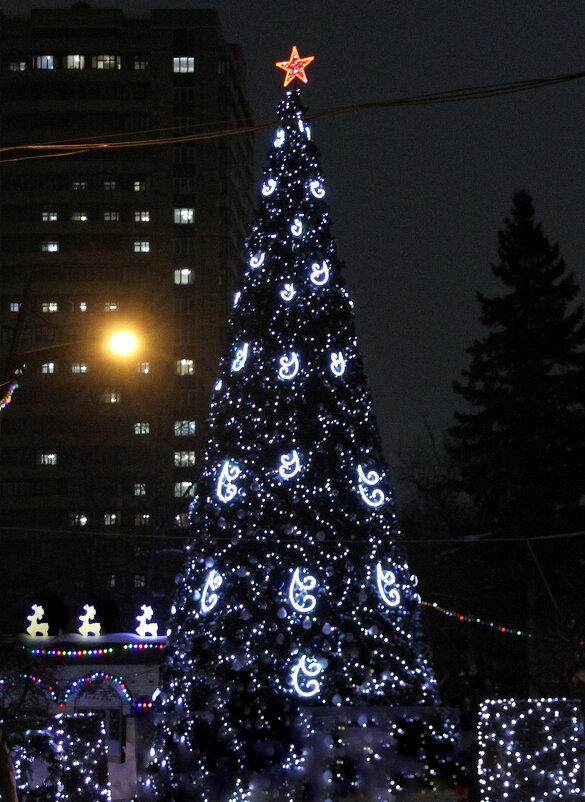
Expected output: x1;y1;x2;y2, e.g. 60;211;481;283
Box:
78;604;101;637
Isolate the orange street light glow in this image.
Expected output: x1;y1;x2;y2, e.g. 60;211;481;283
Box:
108;330;138;356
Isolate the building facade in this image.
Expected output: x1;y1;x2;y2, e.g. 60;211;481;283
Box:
0;6;254;631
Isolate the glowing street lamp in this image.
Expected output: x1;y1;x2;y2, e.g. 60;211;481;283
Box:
107;330;139;357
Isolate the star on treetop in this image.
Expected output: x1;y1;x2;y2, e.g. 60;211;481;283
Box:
276;46;315;87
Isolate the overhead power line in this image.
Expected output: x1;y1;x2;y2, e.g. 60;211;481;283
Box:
0;68;583;163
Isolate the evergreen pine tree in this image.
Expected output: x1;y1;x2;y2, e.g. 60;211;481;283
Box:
449;190;585;536
144;55;446;802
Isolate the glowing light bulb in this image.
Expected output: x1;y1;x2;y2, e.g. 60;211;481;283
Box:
108;330;138;356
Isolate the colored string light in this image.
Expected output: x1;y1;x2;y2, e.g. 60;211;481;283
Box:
27;642;165;658
423;600;535;639
0;382;18;411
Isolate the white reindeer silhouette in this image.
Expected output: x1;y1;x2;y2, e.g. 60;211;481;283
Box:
78;604;101;637
136;604;158;638
26;604;49;637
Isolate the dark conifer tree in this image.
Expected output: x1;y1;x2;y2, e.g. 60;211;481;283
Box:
144;53;446;802
449;190;585;536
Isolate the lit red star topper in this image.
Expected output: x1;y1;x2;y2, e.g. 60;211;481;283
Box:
276;46;315;87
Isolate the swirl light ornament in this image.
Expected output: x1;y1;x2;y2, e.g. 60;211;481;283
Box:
279;449;301;479
261;178;277;196
231;343;249;373
216;460;241;502
290;218;303;237
357;463;386;508
201;569;223;613
273;128;285;148
278;352;300;380
280;283;296;301
376;563;401;607
288;568;317;613
330;351;346;377
309;179;325;198
249;252;265;269
309;261;330;286
291;655;322;698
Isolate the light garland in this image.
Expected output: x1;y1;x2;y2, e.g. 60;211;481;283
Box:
0;381;18;411
61;671;131;706
478;698;584;801
422;600;536;639
13;713;111;800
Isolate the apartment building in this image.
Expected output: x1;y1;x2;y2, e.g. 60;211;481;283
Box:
0;6;254;630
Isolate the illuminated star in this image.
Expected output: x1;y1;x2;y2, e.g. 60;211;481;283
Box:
276;46;315;87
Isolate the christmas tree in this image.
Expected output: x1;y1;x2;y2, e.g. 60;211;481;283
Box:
144;49;447;802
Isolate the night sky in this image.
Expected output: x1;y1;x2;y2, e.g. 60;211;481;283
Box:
6;0;585;471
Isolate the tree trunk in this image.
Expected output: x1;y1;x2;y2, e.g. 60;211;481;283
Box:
0;733;19;802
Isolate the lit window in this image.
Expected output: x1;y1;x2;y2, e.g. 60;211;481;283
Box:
72;180;88;190
176;358;194;376
34;55;55;70
134;210;150;222
42;241;59;253
174;450;196;467
107;574;116;588
69;512;88;527
9;61;26;72
134;513;150;527
38;451;58;465
134;55;150;70
174;267;194;285
137;362;150;374
104;302;118;311
174;207;194;224
41;362;55;374
41;301;58;313
133;179;147;192
42;211;58;222
133;241;150;253
103;389;120;403
103;210;119;222
103;512;119;526
71;363;88;374
9;302;20;313
134;422;150;435
174;481;195;498
66;55;85;69
77;301;88;312
103;180;117;191
134;482;147;496
92;55;121;70
174;420;196;436
173;57;195;73
71;211;88;222
134;573;146;588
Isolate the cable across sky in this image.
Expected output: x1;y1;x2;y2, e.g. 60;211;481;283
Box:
1;67;584;162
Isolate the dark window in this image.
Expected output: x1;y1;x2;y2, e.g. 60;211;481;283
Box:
173;29;195;51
